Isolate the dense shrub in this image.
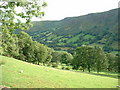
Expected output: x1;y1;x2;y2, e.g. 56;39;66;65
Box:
52;63;59;68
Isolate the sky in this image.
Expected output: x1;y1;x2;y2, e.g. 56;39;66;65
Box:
33;0;119;21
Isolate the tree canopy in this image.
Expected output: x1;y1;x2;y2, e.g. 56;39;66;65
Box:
0;0;47;32
72;45;108;73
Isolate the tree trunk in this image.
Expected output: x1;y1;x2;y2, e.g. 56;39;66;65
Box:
83;69;84;72
97;68;99;74
88;69;90;72
88;65;91;72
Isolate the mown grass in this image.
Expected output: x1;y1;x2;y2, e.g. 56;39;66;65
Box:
1;56;119;88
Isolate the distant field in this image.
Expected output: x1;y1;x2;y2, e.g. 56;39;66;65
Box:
1;56;119;88
67;34;83;43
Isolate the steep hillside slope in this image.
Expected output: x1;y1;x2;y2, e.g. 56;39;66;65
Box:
1;56;118;88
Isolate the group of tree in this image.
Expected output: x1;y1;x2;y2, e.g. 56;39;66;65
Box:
0;0;50;65
72;45;119;73
1;31;119;73
1;31;54;65
51;51;73;66
1;30;74;66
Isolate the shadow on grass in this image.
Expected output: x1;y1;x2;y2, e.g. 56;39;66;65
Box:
73;70;119;79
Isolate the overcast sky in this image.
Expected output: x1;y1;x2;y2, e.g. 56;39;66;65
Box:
32;0;119;21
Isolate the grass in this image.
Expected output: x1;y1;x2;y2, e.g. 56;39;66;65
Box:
83;35;95;40
1;56;119;88
67;33;84;43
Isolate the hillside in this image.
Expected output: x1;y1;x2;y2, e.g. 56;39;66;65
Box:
1;56;118;88
25;8;118;54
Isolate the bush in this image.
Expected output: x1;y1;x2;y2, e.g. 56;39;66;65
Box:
39;63;44;66
52;63;58;68
47;63;52;67
65;66;72;70
61;64;72;70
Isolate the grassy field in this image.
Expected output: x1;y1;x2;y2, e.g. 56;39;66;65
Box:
67;34;83;43
1;56;119;88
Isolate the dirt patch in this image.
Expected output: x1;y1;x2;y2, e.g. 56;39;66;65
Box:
0;85;11;90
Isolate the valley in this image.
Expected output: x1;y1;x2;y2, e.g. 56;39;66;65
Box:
26;8;119;55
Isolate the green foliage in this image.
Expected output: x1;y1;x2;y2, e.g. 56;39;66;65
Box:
93;47;108;73
17;31;33;61
72;45;108;73
1;32;19;57
61;64;72;70
0;0;47;32
51;62;59;68
18;32;54;65
33;41;53;65
51;51;73;64
106;53;118;72
1;31;54;65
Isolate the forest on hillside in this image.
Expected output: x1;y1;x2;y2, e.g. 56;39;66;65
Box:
25;8;119;55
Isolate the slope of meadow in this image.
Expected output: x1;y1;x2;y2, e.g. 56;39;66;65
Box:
1;56;118;88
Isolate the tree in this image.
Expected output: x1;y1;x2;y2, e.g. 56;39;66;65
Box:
17;31;34;61
61;51;73;65
51;51;60;63
17;31;53;65
106;53;116;71
0;0;47;33
72;45;95;72
43;47;54;65
106;53;119;72
72;45;107;73
72;50;86;71
1;31;19;58
51;51;73;65
116;55;119;73
93;47;108;73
